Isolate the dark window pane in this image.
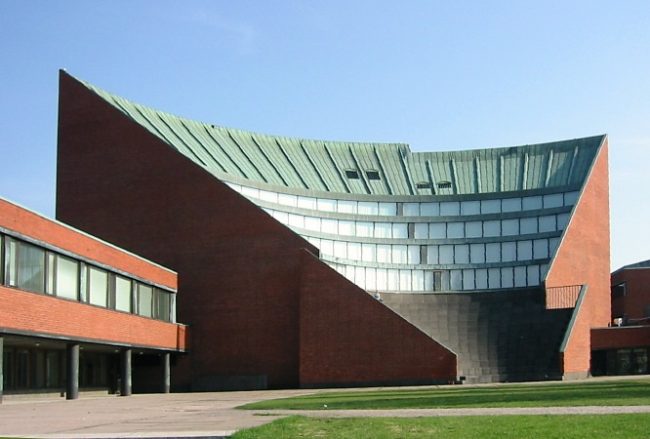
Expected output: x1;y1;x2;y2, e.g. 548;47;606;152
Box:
366;170;381;180
156;289;171;322
345;169;359;179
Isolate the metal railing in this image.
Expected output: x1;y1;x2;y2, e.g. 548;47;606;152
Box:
546;284;582;309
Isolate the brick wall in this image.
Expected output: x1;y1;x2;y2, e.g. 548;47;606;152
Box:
545;139;610;377
299;251;457;387
57;71;318;389
0;286;185;350
592;326;650;350
611;268;650;320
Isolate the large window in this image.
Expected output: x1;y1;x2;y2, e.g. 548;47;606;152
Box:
53;254;79;300
136;283;153;318
114;275;132;312
6;238;46;293
155;289;171;322
88;266;108;307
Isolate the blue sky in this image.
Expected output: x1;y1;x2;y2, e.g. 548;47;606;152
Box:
1;0;649;270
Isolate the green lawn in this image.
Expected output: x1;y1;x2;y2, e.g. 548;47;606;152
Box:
231;414;650;439
241;379;650;410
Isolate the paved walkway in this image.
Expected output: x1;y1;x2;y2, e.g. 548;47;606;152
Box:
1;377;649;438
0;390;311;438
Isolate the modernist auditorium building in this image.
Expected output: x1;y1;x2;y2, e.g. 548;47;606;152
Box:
1;70;625;398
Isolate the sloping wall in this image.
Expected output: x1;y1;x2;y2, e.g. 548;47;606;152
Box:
58;71;310;389
544;138;610;378
299;251;457;387
382;289;572;383
57;71;456;390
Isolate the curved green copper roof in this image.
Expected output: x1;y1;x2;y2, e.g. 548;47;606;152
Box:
77;75;605;197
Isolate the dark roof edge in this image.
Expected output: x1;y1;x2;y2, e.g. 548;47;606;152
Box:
612;259;650;275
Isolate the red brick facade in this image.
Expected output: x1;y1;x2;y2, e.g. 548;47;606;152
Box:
56;71;456;390
299;251;456;386
611;267;650;321
544;139;610;377
0;286;186;350
0;198;186;352
592;326;650;351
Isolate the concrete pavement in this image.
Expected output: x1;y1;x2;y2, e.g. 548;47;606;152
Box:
0;389;313;438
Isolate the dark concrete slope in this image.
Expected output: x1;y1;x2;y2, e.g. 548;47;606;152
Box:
382;289;573;383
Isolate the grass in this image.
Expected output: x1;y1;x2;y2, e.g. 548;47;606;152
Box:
240;378;650;410
231;414;650;439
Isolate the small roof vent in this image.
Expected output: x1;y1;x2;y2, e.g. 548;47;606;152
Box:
437;181;452;189
416;181;432;189
345;169;360;179
366;170;381;180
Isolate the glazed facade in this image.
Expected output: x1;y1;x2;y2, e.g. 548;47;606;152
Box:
228;182;578;292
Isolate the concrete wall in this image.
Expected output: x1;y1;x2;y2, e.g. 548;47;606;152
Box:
382;289;572;383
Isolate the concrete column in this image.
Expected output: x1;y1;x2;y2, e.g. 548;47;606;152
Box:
162;352;170;393
66;343;79;400
120;349;132;396
0;336;4;404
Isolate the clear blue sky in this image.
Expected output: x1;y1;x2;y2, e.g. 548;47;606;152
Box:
1;0;649;270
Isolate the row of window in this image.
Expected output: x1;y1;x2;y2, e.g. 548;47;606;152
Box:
306;237;559;266
228;181;578;217
400;192;577;217
326;262;548;292
1;235;176;322
266;208;568;240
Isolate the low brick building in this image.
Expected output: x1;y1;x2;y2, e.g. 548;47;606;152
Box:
590;261;650;376
0;197;187;400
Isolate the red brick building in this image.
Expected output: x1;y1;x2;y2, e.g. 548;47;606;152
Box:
0;197;187;401
590;261;650;376
54;70;612;389
611;260;650;322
